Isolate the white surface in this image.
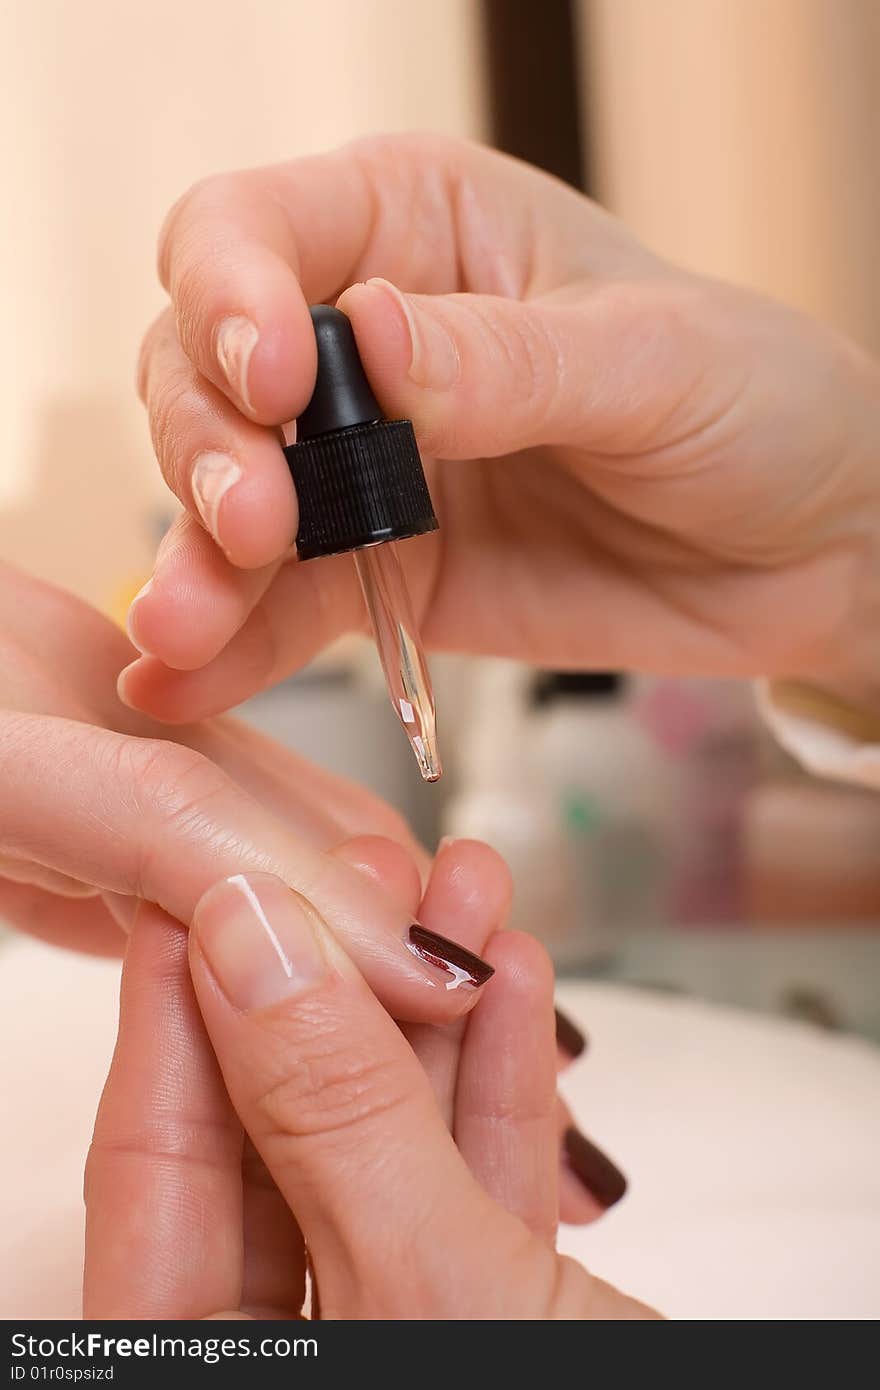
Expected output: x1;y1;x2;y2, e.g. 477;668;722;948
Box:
1;936;879;1319
556;980;880;1319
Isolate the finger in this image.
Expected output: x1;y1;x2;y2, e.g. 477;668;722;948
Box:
0;854;99;897
555;1006;588;1067
189;871;513;1311
137;312;298;569
157;165;318;424
159;135;639;426
197;719;426;863
118;551;365;721
0;712;488;1024
240;1138;307;1319
401;838;512;1124
0;878;124;957
455;930;559;1243
558;1100;628;1219
127;512;280;669
84;905;244;1318
0;561;136;730
330;833;425;913
96;899;309;1317
338;273;708;462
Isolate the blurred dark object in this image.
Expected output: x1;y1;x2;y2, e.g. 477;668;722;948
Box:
531;671;623;707
779;986;842;1033
482;0;588;190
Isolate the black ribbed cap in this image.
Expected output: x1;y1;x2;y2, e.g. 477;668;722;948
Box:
283;305;438;560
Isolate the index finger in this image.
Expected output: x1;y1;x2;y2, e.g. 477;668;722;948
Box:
0;711;490;1026
157;142;381;425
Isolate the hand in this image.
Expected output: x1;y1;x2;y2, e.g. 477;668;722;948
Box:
0;560;482;1029
3;561;605;1226
121;133;880;723
84;882;655;1319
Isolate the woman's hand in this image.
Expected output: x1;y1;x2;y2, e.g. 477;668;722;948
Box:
121;133;880;722
2;561;608;1225
0;560;486;1028
84;882;654;1320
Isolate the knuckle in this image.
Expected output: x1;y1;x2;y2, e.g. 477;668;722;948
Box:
255;1015;416;1151
592;277;710;363
157;173;232;289
147;362;188;440
347;129;469;173
213;597;281;691
126;737;228;817
147;367;205;487
109;738;232;894
135;311;168;404
509;304;566;426
469;300;563;434
159;172;249;350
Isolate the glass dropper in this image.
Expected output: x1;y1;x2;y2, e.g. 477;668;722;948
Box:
282;305;441;782
354;542;441;781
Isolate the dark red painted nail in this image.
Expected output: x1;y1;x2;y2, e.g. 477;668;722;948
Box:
563;1128;627;1208
407;924;495;990
555;1007;588;1059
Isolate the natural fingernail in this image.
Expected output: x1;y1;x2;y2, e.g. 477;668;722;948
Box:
555;1007;588;1060
366;278;459;390
193;872;327;1012
116;660;141;709
406;923;494;991
191;451;242;544
125;578;154;655
104;893;139;933
563;1128;627;1209
216;315;259;411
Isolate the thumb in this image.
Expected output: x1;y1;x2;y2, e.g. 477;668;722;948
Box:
188;871;515;1318
338;275;706;461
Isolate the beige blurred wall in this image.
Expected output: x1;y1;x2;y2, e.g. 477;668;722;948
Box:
0;0;486;613
579;0;880;351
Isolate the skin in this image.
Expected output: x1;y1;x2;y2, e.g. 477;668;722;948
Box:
84;886;658;1320
121;132;880;724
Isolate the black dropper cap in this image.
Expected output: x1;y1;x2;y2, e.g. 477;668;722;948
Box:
283;305;438;561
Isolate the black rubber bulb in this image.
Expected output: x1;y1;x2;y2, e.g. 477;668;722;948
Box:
296;305;383;440
283;303;437;560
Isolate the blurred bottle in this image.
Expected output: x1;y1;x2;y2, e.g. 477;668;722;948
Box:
442;661;585;967
444;664;679;969
634;677;760;926
532;673;676;947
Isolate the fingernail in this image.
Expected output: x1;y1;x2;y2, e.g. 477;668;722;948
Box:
125;578;154;655
191;451;242;544
406;924;494;991
436;835;456;853
366;278;459;390
193;872;327;1012
104;893;139;932
555;1007;588;1060
563;1128;627;1209
216;315;259;412
116;660;140;709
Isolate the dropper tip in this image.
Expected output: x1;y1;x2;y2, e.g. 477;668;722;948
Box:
412;734;443;783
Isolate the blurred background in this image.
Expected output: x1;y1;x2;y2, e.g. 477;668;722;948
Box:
3;0;880;1034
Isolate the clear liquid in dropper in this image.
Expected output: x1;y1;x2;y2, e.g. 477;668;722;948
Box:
354;543;441;782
